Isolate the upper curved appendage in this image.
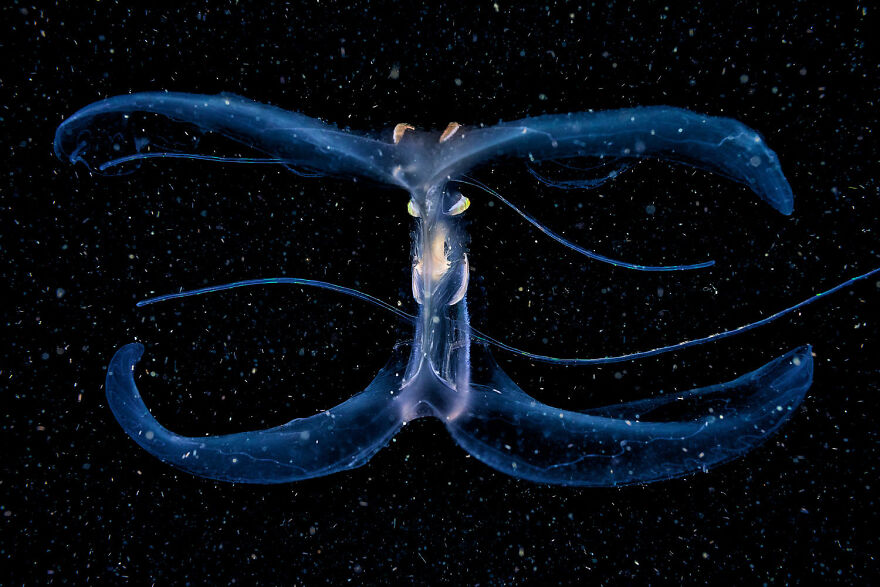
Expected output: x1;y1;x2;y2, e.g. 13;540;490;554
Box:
106;343;404;483
446;346;812;486
53;92;399;185
438;107;794;214
55;95;793;214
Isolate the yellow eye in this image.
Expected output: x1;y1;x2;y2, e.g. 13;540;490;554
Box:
407;200;420;217
447;194;470;216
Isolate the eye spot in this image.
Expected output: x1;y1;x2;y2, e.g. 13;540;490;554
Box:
447;195;470;216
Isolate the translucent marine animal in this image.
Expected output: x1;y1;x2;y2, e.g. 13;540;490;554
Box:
55;92;878;485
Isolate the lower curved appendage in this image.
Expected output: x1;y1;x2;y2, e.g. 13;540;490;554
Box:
106;343;404;483
446;346;813;486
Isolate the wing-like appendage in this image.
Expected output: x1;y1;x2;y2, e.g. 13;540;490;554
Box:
438;107;793;214
446;346;812;486
106;343;404;483
54;92;399;184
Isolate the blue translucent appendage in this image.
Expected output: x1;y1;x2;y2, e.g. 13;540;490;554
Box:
53;92;399;184
446;346;812;486
106;343;404;483
448;106;795;215
109;340;812;485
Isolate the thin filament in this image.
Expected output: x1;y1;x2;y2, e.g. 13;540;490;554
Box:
453;176;714;272
136;267;880;365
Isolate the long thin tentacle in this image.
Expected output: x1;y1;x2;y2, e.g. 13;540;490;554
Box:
453;176;715;272
96;152;324;177
472;265;880;364
137;265;879;365
526;160;635;190
136;277;416;323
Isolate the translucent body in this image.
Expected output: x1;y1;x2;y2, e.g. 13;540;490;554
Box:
57;92;829;485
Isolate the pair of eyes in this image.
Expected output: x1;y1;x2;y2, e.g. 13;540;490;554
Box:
407;193;471;218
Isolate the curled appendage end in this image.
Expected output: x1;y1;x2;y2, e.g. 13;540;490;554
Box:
760;173;794;216
733;129;794;216
446;346;812;486
105;342;404;483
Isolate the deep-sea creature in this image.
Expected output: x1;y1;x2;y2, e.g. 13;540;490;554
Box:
54;92;878;485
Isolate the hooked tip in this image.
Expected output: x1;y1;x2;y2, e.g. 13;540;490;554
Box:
393;123;415;144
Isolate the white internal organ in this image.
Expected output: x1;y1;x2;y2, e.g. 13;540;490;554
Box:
448;255;468;305
411;224;468;306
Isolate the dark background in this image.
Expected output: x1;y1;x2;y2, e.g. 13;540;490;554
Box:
3;1;878;584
